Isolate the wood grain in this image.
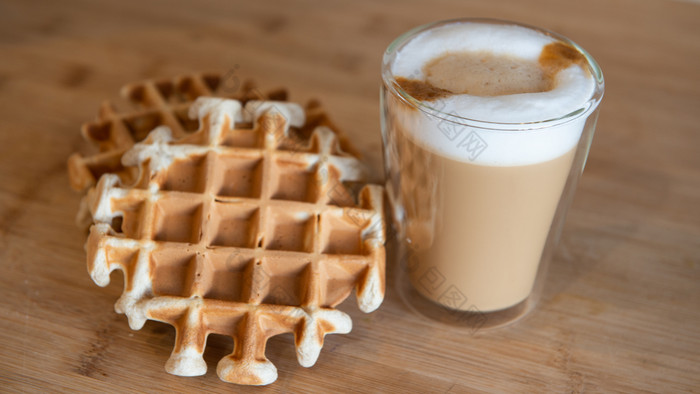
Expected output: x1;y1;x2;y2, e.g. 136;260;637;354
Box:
0;0;699;392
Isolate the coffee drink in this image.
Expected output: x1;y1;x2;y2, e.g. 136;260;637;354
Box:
381;20;603;316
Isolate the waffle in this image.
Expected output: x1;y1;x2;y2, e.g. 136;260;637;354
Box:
85;97;386;385
68;72;357;192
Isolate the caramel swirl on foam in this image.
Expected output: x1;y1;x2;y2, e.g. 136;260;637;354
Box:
396;41;587;101
394;76;453;101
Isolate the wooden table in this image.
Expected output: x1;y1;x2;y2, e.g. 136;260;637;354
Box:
1;0;698;391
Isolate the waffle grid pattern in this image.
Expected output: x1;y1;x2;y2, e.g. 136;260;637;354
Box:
68;73;289;191
86;98;385;385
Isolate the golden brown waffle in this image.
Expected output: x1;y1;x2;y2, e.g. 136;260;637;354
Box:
85;97;386;385
68;72;357;192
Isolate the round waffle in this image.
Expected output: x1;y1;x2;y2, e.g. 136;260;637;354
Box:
85;97;386;385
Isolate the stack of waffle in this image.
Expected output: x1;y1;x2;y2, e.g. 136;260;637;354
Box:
69;73;386;385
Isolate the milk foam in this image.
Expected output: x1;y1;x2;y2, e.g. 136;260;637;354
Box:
389;22;597;166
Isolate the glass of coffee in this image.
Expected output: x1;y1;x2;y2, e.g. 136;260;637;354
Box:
381;18;604;329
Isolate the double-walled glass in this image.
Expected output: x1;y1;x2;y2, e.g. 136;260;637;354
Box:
381;19;604;330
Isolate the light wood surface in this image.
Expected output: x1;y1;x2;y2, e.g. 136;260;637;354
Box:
1;0;699;392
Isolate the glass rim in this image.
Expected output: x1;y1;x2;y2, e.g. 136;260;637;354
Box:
381;18;605;131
